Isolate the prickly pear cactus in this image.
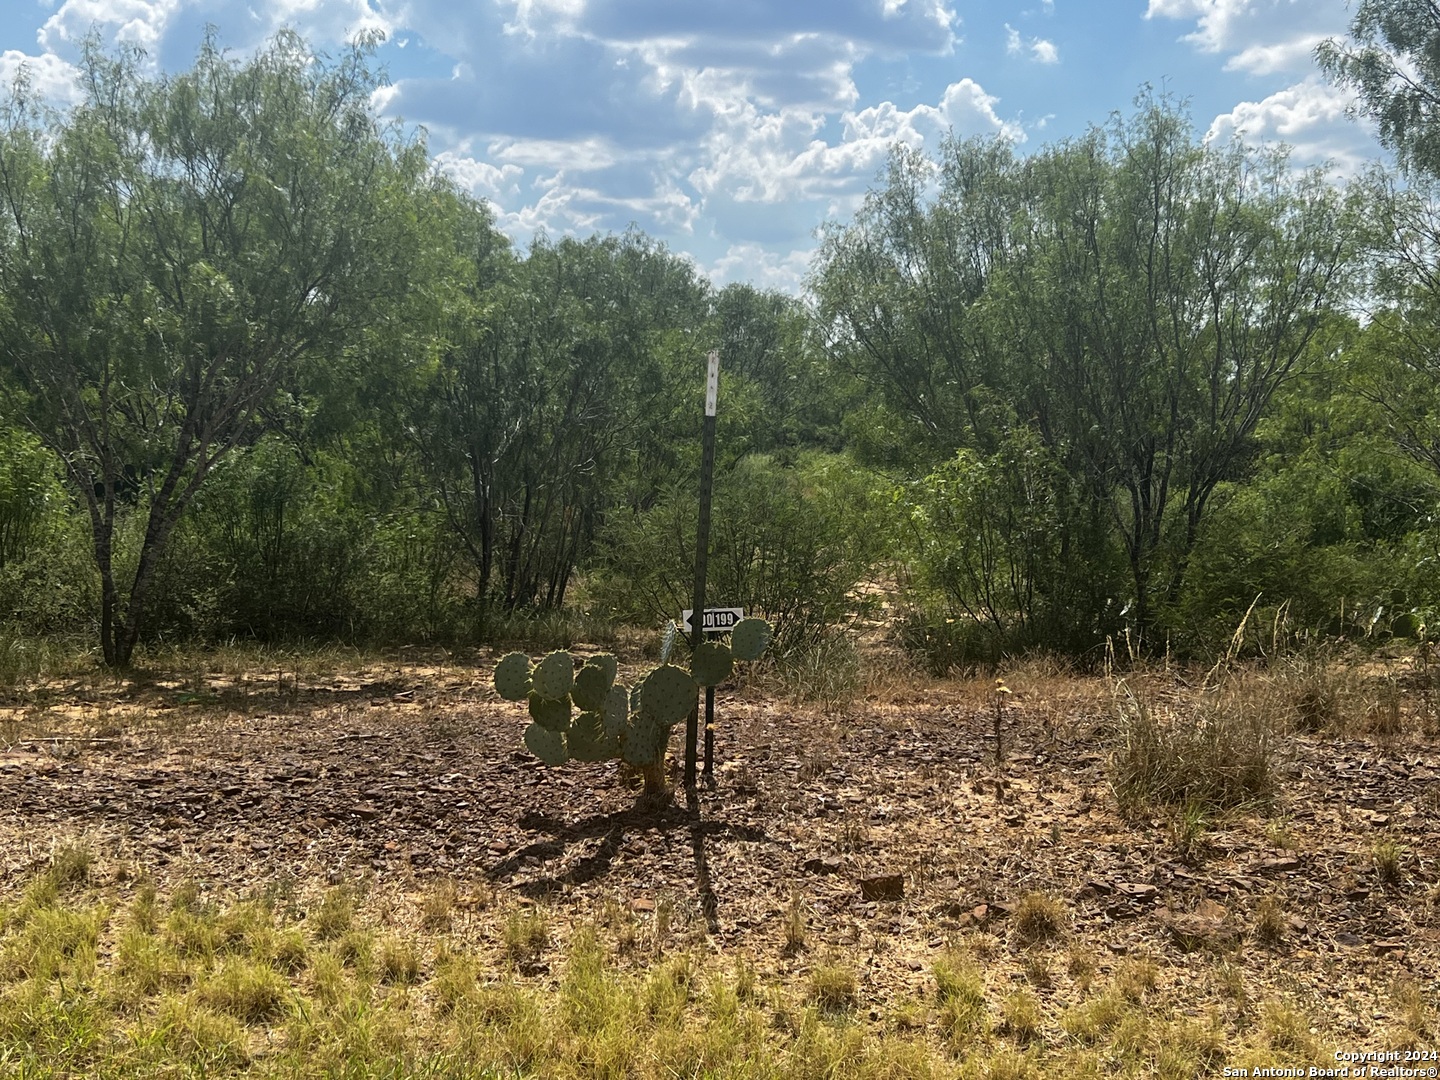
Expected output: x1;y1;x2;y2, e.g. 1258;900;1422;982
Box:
572;663;611;711
532;650;574;700
524;723;567;766
621;713;669;767
588;654;619;688
493;647;706;795
603;685;628;737
691;642;733;687
638;664;697;726
528;692;571;733
494;652;534;701
729;617;773;662
567;711;618;762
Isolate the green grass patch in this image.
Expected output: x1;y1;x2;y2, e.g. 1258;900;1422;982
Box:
0;865;1414;1078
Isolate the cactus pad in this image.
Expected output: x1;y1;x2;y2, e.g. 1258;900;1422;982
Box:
523;723;567;766
621;715;669;766
729;617;773;661
660;619;678;662
567;711;618;762
528;692;571;733
532;651;574;700
572;664;610;711
638;664;696;726
691;642;733;686
603;685;628;737
588;654;618;689
1393;612;1422;638
493;652;533;701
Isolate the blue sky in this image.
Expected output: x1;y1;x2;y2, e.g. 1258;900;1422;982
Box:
0;0;1385;293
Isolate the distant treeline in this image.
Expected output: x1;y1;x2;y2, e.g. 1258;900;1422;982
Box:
4;25;1440;669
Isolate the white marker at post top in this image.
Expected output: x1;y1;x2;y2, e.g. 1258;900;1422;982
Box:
705;350;719;417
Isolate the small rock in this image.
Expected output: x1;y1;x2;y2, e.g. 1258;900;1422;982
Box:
1114;882;1158;900
1194;898;1227;920
1372;940;1407;956
804;856;843;875
1258;857;1302;873
1335;932;1364;947
630;897;656;913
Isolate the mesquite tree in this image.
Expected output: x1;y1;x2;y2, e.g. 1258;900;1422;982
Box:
814;97;1352;646
0;32;429;665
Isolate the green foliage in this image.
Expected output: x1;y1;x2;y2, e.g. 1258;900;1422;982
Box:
1319;1;1440;179
0;427;62;572
1165;350;1440;654
814;96;1351;650
589;452;881;654
0;28;1426;668
898;428;1121;663
407;228;715;621
0;31;433;665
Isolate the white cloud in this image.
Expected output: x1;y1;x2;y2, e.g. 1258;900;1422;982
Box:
707;242;813;293
689;77;1020;214
487;136;622;171
40;0;181;52
39;0;393;62
1145;0;1345;77
0;49;83;104
1006;23;1058;64
491;173;701;240
1206;75;1377;174
432;151;524;200
1223;33;1325;75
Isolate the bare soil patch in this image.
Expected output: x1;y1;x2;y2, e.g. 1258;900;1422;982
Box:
2;651;1437;1043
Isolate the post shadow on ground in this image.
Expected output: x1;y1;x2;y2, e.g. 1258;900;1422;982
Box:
494;795;766;930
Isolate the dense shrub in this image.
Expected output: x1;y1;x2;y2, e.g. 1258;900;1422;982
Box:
896;429;1123;669
586;452;883;654
1164;447;1432;654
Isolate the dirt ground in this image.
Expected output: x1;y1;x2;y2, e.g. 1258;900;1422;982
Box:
2;647;1438;1040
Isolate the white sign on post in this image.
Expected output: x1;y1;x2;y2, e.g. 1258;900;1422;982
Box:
705;350;719;417
681;607;744;635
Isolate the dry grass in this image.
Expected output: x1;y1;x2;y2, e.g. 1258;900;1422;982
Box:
502;906;549;965
0;848;1429;1079
808;956;859;1013
1109;675;1279;814
2;642;1437;1077
1011;892;1066;947
1253;896;1287;946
